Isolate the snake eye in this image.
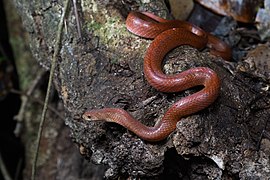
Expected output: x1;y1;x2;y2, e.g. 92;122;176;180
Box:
82;114;93;121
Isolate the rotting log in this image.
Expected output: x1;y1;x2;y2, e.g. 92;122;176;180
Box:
13;0;270;179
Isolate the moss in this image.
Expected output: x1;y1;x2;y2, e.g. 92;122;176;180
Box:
88;21;102;31
86;16;127;46
110;57;118;64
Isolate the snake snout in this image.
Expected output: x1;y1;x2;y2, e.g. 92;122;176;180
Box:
82;112;98;121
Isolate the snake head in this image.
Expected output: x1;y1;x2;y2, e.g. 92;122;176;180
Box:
82;108;127;123
82;109;103;121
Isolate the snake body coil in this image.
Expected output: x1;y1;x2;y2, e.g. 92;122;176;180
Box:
83;12;231;142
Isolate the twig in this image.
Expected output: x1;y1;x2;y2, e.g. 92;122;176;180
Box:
14;158;23;180
10;89;65;121
31;0;70;179
13;70;46;137
0;152;12;180
72;0;82;39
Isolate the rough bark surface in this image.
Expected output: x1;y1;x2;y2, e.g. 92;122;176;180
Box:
13;0;270;179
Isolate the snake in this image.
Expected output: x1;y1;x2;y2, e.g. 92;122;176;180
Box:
82;12;231;142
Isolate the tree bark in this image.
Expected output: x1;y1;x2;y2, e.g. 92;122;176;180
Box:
13;0;270;179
